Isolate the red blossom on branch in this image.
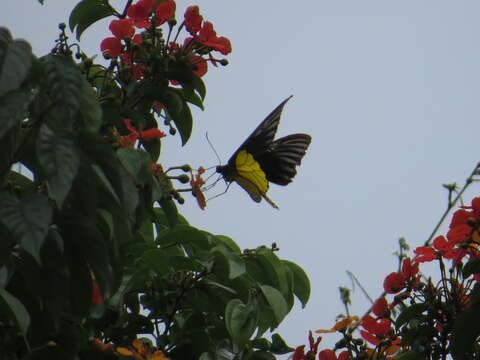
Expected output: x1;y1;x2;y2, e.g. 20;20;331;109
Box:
184;5;203;35
109;18;135;39
155;0;176;26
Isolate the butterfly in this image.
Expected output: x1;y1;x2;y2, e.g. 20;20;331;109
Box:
216;96;311;208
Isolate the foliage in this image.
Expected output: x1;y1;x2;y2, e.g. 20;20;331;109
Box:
293;165;480;360
0;1;310;359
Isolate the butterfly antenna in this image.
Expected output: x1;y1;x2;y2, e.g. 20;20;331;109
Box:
205;132;222;165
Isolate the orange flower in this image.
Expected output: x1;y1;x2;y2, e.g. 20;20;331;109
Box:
191;167;206;210
315;316;359;333
117;339;170;360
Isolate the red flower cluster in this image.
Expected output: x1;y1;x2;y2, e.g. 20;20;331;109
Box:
414;197;480;266
115;119;166;147
100;1;231;82
383;258;419;294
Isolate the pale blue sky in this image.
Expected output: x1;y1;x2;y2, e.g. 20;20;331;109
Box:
3;0;480;351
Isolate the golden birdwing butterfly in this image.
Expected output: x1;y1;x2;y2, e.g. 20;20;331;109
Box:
216;96;311;208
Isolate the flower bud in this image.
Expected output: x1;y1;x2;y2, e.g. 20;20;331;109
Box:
219;59;229;66
177;174;190;184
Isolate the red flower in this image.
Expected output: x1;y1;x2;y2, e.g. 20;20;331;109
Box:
372;297;389;318
127;0;156;28
319;349;337;360
414;235;456;263
361;315;393;346
109;19;135;39
197;22;232;55
124;119;166;143
155;0;176;26
450;209;471;229
190;55;208;77
293;331;321;360
401;257;419;279
447;224;472;244
184;5;203;35
132;33;143;45
92;280;104;304
100;37;123;58
383;272;405;294
318;350;351;360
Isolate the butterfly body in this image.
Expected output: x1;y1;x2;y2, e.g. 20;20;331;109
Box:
216;96;311;208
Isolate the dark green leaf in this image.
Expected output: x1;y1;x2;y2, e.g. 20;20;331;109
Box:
163;89;193;145
158;225;210;248
395;303;428;329
5;171;34;196
270;333;293;354
0;288;30;338
251;338;271;351
259;285;288;326
0;28;33;97
169;256;204;272
248;350;276;360
37;124;80;208
0;192;52;263
42;55;83;124
213;251;246;279
158;197;179;228
69;0;116;40
78;77;102;132
397;351;428;360
117;147;152;184
283;260;310;308
140;249;170;276
0;88;33;139
463;257;480;279
451;304;480;360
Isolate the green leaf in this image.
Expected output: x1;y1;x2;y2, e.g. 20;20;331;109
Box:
140;249;170;276
117;147;152;184
270;334;293;354
463;257;480;279
451;304;480;360
0;288;30;338
5;171;34;196
158;225;210;249
259;285;288;326
396;351;428;360
0;28;33;97
283;260;310;308
0;88;34;139
256;248;289;298
213;234;241;254
213;251;246;280
42;55;83;124
0;192;52;264
37;124;80;208
248;351;276;360
225;299;257;348
163;88;193;146
78;77;102;132
395;303;428;329
158;197;179;228
69;0;116;40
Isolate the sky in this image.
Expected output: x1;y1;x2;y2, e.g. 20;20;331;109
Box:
3;0;480;351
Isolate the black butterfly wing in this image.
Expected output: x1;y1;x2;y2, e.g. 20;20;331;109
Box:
254;133;311;186
226;96;293;167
